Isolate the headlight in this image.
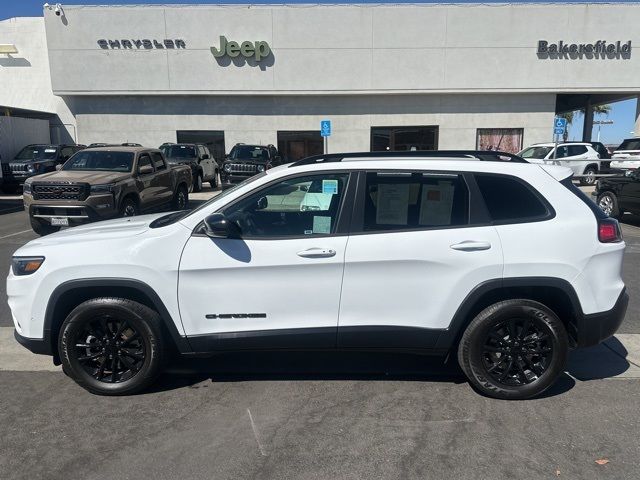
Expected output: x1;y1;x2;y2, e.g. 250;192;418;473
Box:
90;184;115;194
11;256;45;276
256;165;265;172
23;183;31;195
223;164;232;172
27;164;36;173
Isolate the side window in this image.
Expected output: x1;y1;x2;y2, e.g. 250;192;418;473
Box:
475;174;549;223
361;172;469;232
222;173;349;238
568;145;588;156
151;152;166;170
555;146;569;158
137;154;153;174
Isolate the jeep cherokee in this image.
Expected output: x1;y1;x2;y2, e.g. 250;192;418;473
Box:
9;151;627;399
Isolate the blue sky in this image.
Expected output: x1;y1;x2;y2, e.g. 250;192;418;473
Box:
2;0;637;145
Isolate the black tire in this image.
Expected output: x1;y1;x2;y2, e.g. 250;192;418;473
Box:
30;217;61;236
120;197;139;217
597;191;619;218
209;171;218;189
172;184;189;210
457;299;568;400
58;298;165;396
580;166;598;186
193;173;203;192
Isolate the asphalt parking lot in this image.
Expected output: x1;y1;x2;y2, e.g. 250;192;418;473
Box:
2;186;640;479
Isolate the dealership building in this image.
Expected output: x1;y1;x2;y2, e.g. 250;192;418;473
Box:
1;2;640;162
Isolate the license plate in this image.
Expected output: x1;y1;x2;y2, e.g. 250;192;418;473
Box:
50;217;69;226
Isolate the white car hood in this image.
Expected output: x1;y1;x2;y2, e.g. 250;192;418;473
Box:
22;213;170;249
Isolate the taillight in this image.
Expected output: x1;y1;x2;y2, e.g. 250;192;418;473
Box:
598;218;622;243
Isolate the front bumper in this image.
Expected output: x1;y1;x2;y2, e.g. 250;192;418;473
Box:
14;329;51;356
27;196;119;226
576;288;628;348
220;173;255;187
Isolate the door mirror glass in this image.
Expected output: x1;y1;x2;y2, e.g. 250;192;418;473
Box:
256;196;268;210
138;165;153;175
203;213;241;238
55;164;63;171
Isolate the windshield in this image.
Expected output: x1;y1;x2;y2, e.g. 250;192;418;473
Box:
518;146;553;159
616;139;640;151
229;145;269;161
161;145;196;158
150;171;268;228
14;146;58;161
62;151;134;172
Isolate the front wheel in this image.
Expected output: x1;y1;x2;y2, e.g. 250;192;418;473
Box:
457;299;568;400
193;173;203;192
58;298;165;395
597;191;619;218
120;197;139;217
210;171;219;189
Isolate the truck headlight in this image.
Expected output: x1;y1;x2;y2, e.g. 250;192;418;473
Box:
223;164;232;172
90;184;115;194
27;165;36;173
12;256;45;276
256;165;265;172
23;183;31;195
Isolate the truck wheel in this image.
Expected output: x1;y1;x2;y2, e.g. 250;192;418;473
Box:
457;299;568;400
172;185;189;210
120;197;138;217
193;173;203;192
58;297;165;396
210;171;218;189
597;192;619;218
30;218;61;236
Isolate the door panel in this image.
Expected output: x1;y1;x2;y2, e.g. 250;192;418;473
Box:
135;154;155;207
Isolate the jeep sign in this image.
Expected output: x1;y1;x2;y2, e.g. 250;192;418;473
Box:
210;36;271;62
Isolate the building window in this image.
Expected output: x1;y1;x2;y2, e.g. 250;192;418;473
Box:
370;126;438;152
176;130;225;163
476;128;524;154
277;131;324;163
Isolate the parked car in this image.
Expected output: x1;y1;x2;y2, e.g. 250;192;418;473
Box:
159;143;218;192
9;151;627;400
221;143;281;188
517;142;601;185
22;146;192;235
88;143;143;148
594;168;640;218
565;141;611;169
610;138;640;171
1;144;85;193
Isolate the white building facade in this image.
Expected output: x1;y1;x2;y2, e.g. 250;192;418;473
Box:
1;3;640;161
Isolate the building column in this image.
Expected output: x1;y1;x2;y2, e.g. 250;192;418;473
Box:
635;96;640;137
582;97;593;142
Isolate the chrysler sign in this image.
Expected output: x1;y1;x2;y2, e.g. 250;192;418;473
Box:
98;38;186;49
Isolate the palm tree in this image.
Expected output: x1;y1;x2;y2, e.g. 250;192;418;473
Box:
558;104;611;141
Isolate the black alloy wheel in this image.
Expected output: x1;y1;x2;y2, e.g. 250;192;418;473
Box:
72;315;145;384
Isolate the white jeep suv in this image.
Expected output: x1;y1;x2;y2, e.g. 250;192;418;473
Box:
518;142;602;186
610;137;640;171
8;151;628;400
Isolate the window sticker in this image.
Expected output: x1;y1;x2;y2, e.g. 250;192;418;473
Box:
376;183;410;225
419;181;455;225
312;215;332;234
322;179;338;195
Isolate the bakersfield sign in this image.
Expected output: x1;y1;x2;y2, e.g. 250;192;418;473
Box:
210;36;271;62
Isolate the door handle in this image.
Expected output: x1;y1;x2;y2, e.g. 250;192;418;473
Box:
450;241;491;252
297;248;336;258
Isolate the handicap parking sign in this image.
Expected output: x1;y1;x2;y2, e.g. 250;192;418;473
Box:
320;120;331;137
554;117;567;129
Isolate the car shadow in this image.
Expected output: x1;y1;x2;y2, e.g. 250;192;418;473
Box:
146;349;577;399
566;336;632;381
620;213;640;228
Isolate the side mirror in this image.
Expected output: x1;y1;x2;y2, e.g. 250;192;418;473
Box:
256;196;268;210
138;165;153;175
55;164;63;171
202;154;210;159
203;213;241;238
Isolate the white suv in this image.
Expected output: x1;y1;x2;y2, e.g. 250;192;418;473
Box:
8;152;628;400
518;142;602;185
610;137;640;171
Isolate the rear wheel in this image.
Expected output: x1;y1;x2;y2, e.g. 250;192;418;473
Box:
30;217;60;236
58;298;165;395
597;191;619;218
172;185;189;210
580;166;598;186
458;299;568;400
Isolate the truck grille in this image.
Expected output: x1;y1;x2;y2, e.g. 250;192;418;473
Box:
32;183;88;201
228;163;257;174
8;163;28;173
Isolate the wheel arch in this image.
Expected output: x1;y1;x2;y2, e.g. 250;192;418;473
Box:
44;278;192;363
584;163;599;172
120;191;141;208
436;277;583;350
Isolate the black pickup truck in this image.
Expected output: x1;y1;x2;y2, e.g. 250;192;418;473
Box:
1;144;85;193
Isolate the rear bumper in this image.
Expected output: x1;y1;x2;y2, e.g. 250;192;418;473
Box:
14;329;52;356
577;288;628;348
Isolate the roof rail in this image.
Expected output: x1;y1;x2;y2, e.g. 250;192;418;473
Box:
289;150;527;167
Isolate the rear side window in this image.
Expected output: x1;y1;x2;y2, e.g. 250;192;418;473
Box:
475;174;550;223
568;145;588;156
362;172;469;231
151;152;166;170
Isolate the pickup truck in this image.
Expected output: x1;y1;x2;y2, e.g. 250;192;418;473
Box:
23;146;192;235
